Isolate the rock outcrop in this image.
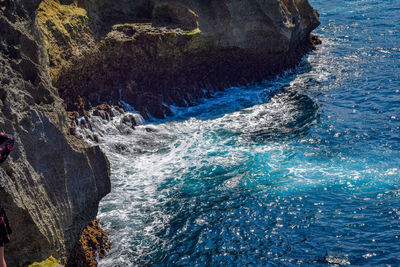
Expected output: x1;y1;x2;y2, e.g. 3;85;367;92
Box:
39;0;319;120
0;0;110;265
76;0;319;52
0;0;319;265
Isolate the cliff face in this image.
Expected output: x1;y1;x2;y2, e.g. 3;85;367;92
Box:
78;0;319;51
164;0;320;53
43;0;319;120
1;0;319;265
0;0;110;265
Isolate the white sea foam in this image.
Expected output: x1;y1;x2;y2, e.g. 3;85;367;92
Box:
80;27;400;265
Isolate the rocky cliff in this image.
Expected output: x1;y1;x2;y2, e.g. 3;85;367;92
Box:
0;0;319;265
0;0;110;265
39;0;319;121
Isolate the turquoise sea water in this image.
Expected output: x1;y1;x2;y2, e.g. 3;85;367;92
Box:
95;1;400;265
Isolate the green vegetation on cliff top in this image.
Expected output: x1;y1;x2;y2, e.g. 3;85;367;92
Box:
36;0;93;82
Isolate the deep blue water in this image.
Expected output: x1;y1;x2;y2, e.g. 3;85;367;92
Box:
94;1;400;266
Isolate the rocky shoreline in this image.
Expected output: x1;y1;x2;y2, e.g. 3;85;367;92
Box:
62;25;321;138
0;0;319;265
58;24;321;119
36;0;320;136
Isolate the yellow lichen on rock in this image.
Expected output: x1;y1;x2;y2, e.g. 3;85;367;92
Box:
66;219;111;267
37;0;88;40
27;256;63;267
36;0;95;83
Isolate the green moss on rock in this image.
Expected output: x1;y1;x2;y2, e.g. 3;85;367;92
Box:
36;0;95;82
26;256;63;267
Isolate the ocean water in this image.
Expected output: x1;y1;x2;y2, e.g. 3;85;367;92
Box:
92;1;400;266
